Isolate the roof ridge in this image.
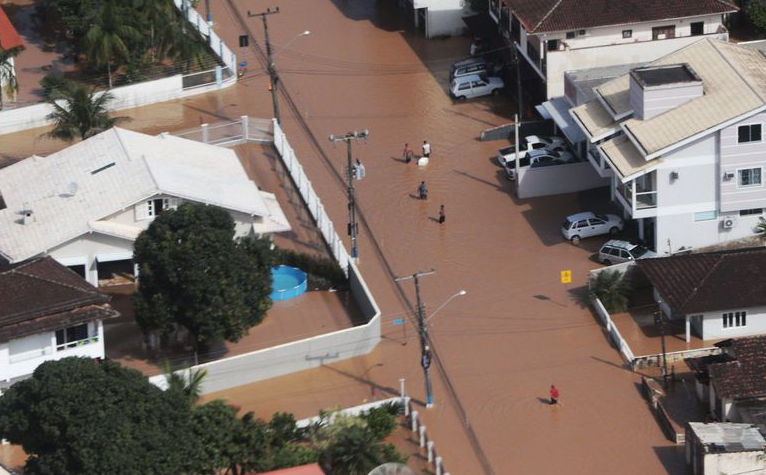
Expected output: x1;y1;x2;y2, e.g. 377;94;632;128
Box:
713;0;739;9
530;0;567;33
14;262;101;297
709;39;766;103
114;127;161;190
677;254;724;314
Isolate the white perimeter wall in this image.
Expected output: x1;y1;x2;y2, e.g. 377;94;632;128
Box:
516;161;609;198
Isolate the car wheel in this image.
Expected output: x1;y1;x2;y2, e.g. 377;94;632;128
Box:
570;235;581;245
609;226;619;235
492;89;501;96
602;259;612;266
457;95;467;101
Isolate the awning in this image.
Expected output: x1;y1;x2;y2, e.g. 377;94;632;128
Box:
539;97;587;144
462;14;501;42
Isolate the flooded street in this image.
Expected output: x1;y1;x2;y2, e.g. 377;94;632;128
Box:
0;0;684;473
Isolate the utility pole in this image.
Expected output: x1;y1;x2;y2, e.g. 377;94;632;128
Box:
205;0;211;23
396;269;436;407
329;130;369;261
654;309;668;388
248;7;281;123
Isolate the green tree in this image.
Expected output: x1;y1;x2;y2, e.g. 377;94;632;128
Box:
589;269;632;313
0;357;201;475
747;0;766;35
163;361;208;407
132;204;274;349
49;0;100;44
45;82;128;142
83;0;140;87
0;47;22;110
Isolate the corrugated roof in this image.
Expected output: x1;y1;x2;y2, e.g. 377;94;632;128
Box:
688;422;766;452
0;128;281;263
637;247;766;315
0;7;24;51
507;0;736;34
246;463;325;475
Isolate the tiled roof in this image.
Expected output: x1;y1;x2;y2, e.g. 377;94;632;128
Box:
0;257;118;342
0;7;24;51
708;336;766;399
245;464;325;475
508;0;737;34
0;128;283;263
637;247;766;315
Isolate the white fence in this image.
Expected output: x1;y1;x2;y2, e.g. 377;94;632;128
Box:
592;297;635;363
150;118;381;394
0;0;236;136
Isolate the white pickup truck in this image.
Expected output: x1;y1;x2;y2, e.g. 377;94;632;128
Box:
496;135;566;180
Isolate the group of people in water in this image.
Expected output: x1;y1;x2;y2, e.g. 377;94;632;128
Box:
403;141;444;225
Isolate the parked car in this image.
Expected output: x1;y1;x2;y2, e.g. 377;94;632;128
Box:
598;240;656;265
450;74;504;100
529;149;577;167
497;136;569;180
561;212;623;244
450;58;502;81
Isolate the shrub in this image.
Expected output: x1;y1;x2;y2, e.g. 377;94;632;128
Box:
273;248;348;290
360;407;398;441
589;269;632;313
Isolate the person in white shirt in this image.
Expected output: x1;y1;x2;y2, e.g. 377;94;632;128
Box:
422;140;431;158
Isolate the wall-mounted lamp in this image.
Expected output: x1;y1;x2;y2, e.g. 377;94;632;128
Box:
723;171;735;181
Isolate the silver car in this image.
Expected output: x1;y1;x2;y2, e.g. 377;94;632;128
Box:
561;212;623;244
598;240;656;265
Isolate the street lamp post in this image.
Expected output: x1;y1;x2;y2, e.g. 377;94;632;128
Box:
329;130;368;261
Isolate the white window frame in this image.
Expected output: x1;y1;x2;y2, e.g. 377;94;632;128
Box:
722;311;747;329
737;167;763;188
55;323;97;351
737;123;763;144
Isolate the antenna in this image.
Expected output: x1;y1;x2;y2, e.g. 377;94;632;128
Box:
67;182;79;196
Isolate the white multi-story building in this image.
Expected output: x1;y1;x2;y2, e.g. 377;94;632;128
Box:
571;39;766;254
0;127;291;286
488;0;736;99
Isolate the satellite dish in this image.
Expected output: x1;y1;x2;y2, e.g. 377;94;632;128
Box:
67;182;79;196
367;463;414;475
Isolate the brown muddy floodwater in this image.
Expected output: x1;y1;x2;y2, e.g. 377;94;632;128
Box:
0;0;684;474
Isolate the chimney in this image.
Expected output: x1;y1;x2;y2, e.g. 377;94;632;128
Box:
629;63;703;120
23;209;35;225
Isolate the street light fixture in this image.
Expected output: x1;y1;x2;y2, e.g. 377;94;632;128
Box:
427;290;467;323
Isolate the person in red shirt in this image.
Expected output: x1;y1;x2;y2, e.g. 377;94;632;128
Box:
550;385;559;405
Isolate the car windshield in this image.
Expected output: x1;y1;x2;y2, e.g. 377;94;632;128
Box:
595;214;609;221
631;245;650;258
563;218;574;229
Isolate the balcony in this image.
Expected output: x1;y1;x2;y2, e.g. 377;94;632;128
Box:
615;174;657;218
586;145;614;178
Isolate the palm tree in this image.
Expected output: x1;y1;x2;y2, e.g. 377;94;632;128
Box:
589;269;632;313
131;0;176;61
45;83;128;142
83;0;140;87
163;361;207;407
755;217;766;239
0;47;22;110
321;424;387;475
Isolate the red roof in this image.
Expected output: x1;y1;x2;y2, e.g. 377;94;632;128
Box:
0;6;25;51
245;464;325;475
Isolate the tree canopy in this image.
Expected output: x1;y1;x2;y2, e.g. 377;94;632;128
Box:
0;357;201;475
132;203;274;347
45;82;128;142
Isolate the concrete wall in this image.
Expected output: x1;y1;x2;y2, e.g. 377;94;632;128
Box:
702;451;766;475
516;160;609;198
720;111;766;213
699;305;766;341
545;33;726;98
0;321;104;383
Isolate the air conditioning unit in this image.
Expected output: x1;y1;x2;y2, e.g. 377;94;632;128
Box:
722;217;737;229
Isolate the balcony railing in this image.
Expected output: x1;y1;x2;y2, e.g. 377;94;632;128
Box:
56;336;99;351
616;181;657;211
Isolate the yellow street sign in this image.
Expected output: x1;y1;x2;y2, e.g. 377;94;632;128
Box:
560;270;572;284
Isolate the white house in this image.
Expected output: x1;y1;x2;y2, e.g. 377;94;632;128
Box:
686;423;766;475
488;0;735;99
0;127;291;286
638;248;766;343
571;39;766;254
0;257;119;388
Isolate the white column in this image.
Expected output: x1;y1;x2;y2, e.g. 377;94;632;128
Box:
97;320;105;358
427;441;434;462
435;456;443;475
88;255;99;287
411;411;419;432
685;315;691;343
419;425;426;448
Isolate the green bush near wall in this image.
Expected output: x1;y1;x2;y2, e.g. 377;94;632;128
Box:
273;248;348;290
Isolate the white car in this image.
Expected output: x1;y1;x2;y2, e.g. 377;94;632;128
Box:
497;136;567;180
561;212;623;244
528;149;576;167
451;74;504;100
598;240;656;265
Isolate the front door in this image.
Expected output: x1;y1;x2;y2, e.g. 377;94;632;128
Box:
652;25;676;40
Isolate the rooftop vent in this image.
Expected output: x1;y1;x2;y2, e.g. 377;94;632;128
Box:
22;209;34;225
91;162;116;175
629;63;703;120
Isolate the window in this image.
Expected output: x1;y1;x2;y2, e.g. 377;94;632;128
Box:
738;124;762;143
458;82;470;91
547;39;559;51
566;31;575;39
722;311;747;329
138;198;180;220
577;29;586;36
652;25;676;40
691;21;704;36
740;208;763;216
575;220;589;229
694;210;718;222
589;218;605;226
55;324;93;350
738;168;762;187
622;30;632;39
